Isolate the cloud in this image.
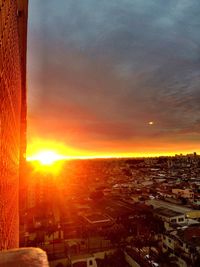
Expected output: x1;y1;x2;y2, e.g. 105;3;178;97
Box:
28;0;200;153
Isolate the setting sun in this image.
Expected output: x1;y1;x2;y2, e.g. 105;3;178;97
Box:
26;139;71;162
26;149;67;174
27;150;65;165
26;140;70;173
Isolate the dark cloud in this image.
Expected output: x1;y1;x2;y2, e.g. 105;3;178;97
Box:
28;0;200;153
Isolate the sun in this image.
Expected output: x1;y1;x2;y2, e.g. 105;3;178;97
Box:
26;149;67;174
36;151;62;165
27;150;65;165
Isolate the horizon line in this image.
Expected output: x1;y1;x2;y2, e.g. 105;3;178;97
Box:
26;151;198;162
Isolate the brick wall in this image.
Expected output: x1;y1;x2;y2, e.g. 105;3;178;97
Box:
0;0;28;249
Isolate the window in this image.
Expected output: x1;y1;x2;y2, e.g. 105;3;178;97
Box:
178;217;184;222
89;260;93;266
171;219;176;223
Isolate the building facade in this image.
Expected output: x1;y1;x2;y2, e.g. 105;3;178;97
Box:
0;0;28;249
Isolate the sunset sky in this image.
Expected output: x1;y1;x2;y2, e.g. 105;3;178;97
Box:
27;0;200;157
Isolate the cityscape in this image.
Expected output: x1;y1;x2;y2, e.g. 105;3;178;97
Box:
20;153;200;267
0;1;200;267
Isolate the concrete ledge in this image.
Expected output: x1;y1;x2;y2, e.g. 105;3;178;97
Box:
0;248;49;267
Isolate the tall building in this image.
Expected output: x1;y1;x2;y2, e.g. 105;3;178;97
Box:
0;0;28;249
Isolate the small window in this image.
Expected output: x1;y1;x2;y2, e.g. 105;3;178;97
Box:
171;219;176;223
178;218;184;222
89;260;93;266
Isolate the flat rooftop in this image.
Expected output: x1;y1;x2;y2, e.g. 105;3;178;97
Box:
146;199;192;214
154;207;183;218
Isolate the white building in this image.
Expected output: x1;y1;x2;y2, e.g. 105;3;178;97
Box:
154;207;186;225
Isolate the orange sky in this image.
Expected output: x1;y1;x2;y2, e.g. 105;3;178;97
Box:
27;0;200;158
27;127;200;159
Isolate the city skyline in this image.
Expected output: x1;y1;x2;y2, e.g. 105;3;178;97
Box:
27;0;200;158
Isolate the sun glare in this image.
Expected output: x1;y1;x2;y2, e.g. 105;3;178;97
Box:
28;151;64;165
26;149;67;174
26;139;200;166
26;140;70;163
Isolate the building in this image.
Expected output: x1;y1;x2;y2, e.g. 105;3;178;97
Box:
0;0;28;249
146;199;192;215
154;208;186;225
172;188;194;200
161;225;200;266
26;170;62;209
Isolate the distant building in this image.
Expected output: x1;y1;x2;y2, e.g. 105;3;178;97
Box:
0;0;28;249
26;171;61;209
172;188;194;200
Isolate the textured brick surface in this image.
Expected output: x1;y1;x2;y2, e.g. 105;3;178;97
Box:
0;0;28;249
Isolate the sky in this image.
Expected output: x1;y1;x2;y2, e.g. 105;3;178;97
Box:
27;0;200;157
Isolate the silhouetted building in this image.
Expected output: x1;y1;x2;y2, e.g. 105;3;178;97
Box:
0;0;28;249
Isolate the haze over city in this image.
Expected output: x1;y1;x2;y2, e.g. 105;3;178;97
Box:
27;0;200;159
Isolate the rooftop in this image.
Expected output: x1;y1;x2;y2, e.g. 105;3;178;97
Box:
154;207;183;218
